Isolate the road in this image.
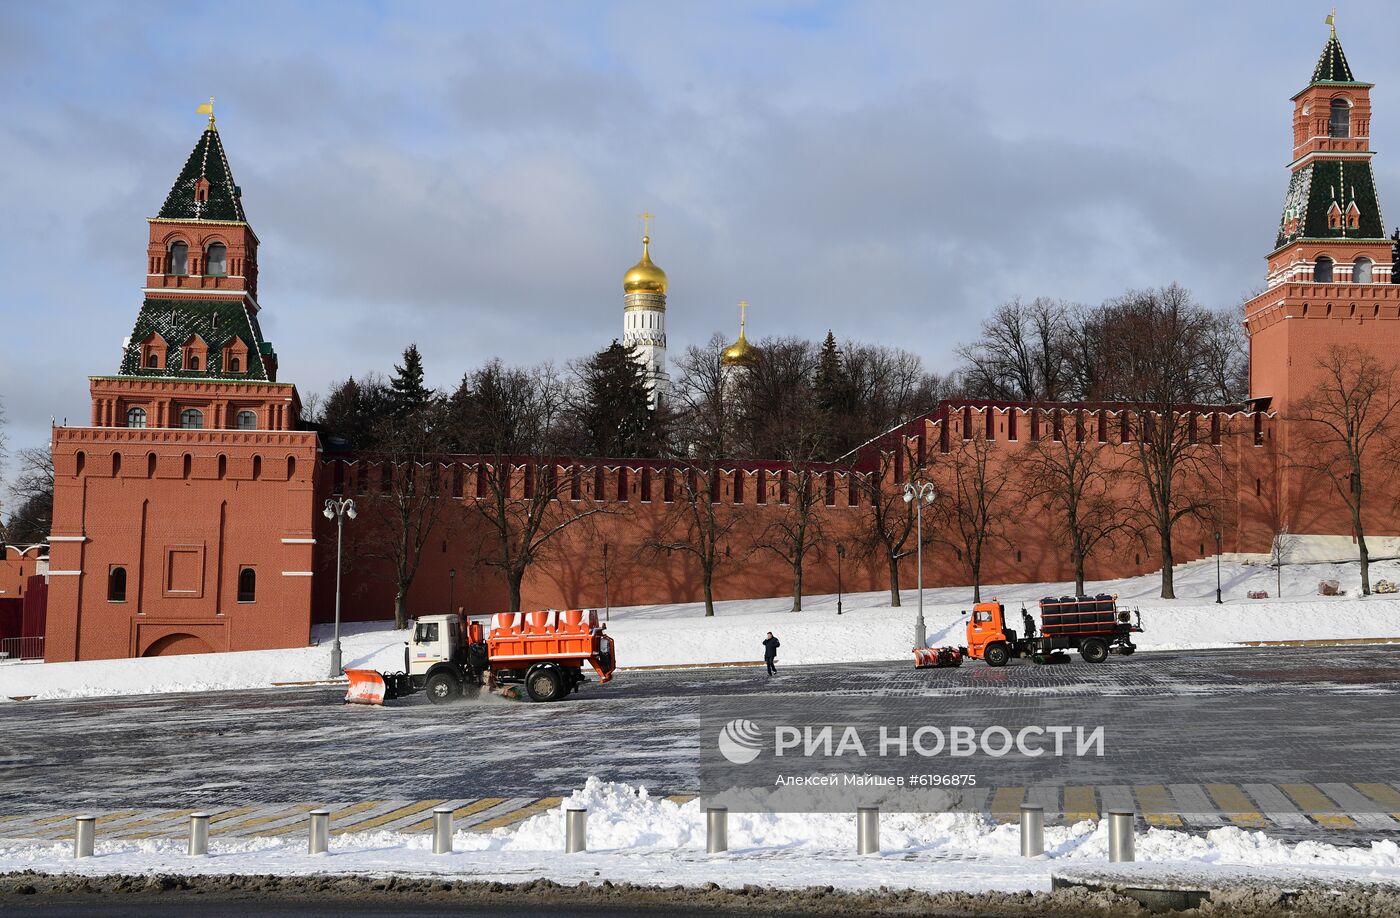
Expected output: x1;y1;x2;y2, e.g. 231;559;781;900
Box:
0;645;1397;843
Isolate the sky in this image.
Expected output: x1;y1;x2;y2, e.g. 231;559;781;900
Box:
1;0;1398;459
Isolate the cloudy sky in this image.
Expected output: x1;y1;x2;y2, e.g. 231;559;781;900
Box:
1;1;1397;456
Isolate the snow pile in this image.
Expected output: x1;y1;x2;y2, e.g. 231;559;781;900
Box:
1;781;1397;895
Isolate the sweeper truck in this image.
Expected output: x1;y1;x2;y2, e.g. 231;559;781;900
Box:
914;595;1142;669
345;609;616;705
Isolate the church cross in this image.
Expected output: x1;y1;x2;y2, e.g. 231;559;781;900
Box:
638;211;655;238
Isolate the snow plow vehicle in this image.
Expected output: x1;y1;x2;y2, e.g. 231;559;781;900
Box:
914;595;1142;669
344;609;616;705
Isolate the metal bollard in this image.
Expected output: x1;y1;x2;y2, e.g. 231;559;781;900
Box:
565;806;587;853
188;812;210;857
706;806;728;854
74;815;95;859
308;809;330;855
1019;804;1044;857
1107;810;1135;863
856;806;879;855
432;806;453;855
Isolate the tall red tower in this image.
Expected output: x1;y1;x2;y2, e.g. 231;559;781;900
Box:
1243;23;1398;413
45;109;321;661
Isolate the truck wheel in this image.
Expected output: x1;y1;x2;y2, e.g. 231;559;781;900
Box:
426;671;460;705
984;643;1010;667
1080;638;1109;664
526;666;564;702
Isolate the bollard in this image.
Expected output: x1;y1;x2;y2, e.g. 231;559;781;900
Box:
188;812;210;857
74;815;95;859
706;806;728;854
565;806;587;854
1019;804;1044;857
856;806;879;856
432;806;453;855
1107;810;1135;863
308;809;330;855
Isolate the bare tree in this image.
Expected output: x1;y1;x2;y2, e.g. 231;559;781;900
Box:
931;433;1013;602
1099;285;1221;598
753;465;827;611
354;415;452;629
1200;308;1250;404
1016;410;1128;595
5;445;53;546
855;438;923;606
644;463;746;616
958;298;1077;401
1270;527;1298;598
669;335;733;461
1289;346;1400;596
452;361;606;613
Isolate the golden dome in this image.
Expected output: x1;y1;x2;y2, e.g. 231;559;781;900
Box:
722;302;760;367
623;235;668;295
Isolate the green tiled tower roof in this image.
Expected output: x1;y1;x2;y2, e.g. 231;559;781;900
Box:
1276;159;1387;249
120;297;275;379
157;127;247;223
1311;31;1356;84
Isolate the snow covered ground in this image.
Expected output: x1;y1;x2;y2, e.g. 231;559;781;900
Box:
1;780;1397;894
6;558;1400;701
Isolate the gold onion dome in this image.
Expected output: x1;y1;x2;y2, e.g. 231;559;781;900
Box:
722;305;760;367
623;235;668;295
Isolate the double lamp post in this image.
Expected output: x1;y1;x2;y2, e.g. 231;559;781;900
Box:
903;482;936;649
324;497;357;678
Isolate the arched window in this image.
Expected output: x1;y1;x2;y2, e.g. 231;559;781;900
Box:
237;567;256;603
180;408;204;429
188;354;200;371
126;407;147;429
147;353;161;369
1354;257;1374;284
206;243;228;277
169;241;188;276
1315;256;1334;283
108;567;127;602
1330;98;1351;138
228;356;241;373
235;410;257;430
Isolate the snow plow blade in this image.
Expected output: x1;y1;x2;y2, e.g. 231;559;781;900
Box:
344;669;387;705
913;646;964;669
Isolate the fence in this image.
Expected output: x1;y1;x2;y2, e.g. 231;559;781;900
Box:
0;636;44;662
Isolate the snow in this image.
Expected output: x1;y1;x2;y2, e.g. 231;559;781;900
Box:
1;780;1396;894
6;558;1400;701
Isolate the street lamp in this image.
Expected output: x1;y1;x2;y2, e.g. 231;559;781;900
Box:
323;497;357;677
448;567;456;613
903;482;936;648
836;543;846;615
602;543;611;623
1214;530;1223;605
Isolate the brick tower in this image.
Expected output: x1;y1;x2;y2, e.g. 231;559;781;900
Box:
45;109;320;661
1243;23;1398;413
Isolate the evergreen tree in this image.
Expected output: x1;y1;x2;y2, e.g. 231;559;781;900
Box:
813;330;853;457
320;375;392;449
389;344;432;419
577;341;660;457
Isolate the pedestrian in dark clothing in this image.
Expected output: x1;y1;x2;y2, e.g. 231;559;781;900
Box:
762;632;780;676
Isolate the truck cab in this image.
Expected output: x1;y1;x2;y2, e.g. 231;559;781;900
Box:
965;602;1016;665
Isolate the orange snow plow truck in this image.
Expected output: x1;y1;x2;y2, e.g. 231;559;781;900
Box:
344;610;616;706
915;596;1142;669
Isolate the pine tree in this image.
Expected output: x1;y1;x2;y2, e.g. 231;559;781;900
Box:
813;330;852;457
578;341;659;457
389;344;431;419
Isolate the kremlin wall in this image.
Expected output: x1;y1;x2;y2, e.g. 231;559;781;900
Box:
15;27;1400;660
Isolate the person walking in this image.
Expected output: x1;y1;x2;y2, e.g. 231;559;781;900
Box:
762;632;780;677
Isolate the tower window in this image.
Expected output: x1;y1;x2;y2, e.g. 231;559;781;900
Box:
169;241;188;276
237;567;257;603
228;356;241;373
1314;256;1334;283
126;407;147;429
108;566;127;603
206;243;228;277
188;354;200;371
1354;257;1374;284
235;410;257;430
1329;98;1350;138
180;408;204;429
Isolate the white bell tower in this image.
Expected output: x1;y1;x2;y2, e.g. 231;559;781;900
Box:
621;212;669;406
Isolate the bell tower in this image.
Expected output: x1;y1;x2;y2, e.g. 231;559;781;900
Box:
1243;19;1397;413
621;213;669;407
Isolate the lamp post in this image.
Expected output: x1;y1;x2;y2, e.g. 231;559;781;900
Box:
602;543;611;622
903;482;936;648
1214;530;1223;605
323;497;356;678
836;543;845;615
448;567;456;613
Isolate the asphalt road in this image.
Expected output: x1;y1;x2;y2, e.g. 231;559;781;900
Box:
0;645;1397;842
